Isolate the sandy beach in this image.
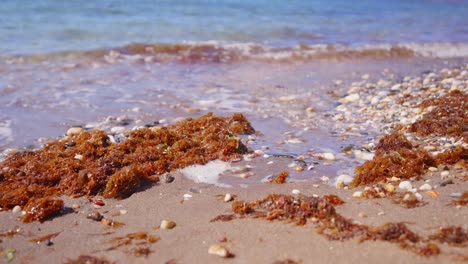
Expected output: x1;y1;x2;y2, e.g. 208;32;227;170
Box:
1;61;466;263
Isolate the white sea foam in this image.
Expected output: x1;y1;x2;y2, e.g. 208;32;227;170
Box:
180;160;232;188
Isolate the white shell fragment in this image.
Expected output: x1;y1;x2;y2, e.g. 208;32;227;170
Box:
208;245;230;258
398;181;412;191
160;220;176;229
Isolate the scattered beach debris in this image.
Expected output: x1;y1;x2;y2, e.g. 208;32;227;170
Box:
429;227;468;246
210;214;236;222
29;232;60;244
103;232;159;257
66;255;114;264
227;193;465;257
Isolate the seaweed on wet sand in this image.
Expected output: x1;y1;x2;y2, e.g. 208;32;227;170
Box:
22;197;64;223
66;255;114;264
434;147;467;167
0;113;255;222
429;227;468;247
103;232;160;257
352;133;435;187
268;171;289;184
228;193;465;257
409;90;467;141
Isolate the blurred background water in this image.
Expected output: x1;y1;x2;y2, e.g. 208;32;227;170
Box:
0;0;467;55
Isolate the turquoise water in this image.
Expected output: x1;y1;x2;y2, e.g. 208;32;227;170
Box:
1;0;467;55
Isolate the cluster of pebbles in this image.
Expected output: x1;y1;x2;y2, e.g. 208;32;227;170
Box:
327;65;467;204
331;65;466;145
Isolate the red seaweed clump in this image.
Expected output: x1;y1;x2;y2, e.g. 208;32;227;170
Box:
409;90;467;141
0;113;255;222
352;133;434;187
268;171;289;184
22;197;64;223
434;147;467;167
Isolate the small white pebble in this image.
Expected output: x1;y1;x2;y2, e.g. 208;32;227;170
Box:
428;167;438;172
415;193;423;201
160;220;176;229
419;183;432;191
343;93;360;103
321;176;330;183
119;209;128;215
3;148;19;155
390;176;400;182
321;152;336;161
383;184;395;193
224;193;233;202
74;154;83;160
440;171;450;178
208;245;229;258
377;211;385;216
66;127;83;136
352;191;363;198
12;205;21;213
312;184;319;188
335;174;353;187
267;161;274;165
292;189;301;195
398;181;412;191
183;194;192;200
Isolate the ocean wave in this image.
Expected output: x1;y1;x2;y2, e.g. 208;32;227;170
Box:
3;41;468;64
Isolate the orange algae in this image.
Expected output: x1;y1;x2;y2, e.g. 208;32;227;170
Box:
352;133;435;187
66;255;114;264
29;232;61;243
22;197;64;223
229;194;462;257
429;227;468;247
210;214;236;222
268;171;289;184
409;90;467;141
0;113;254;221
434;147;467;167
450;191;468;206
322;194;345;206
374;133;413;154
104;232;159;257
